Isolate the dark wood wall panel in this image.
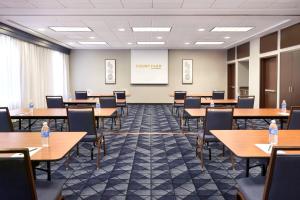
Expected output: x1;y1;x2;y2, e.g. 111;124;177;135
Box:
227;47;235;61
281;23;300;49
260;32;278;53
237;42;250;59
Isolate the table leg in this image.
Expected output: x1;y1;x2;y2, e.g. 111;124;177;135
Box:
29;119;31;131
246;158;250;177
280;119;284;129
47;161;51;181
19;119;22;130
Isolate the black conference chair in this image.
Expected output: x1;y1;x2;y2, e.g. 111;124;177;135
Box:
212;91;225;100
0;107;13;132
0;148;64;200
236;96;255;128
182;96;202;130
99;96;118;129
75;91;88;99
196;107;233;168
287;106;300;130
236;146;300;200
67;107;106;169
114;91;128;115
46;96;65;130
173;91;186;116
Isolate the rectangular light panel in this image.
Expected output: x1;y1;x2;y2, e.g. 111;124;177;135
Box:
195;41;224;45
78;41;107;45
49;26;92;32
132;27;171;32
211;27;254;32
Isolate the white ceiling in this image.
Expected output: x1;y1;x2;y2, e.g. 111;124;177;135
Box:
0;0;300;49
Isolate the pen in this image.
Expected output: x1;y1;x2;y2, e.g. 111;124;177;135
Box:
268;144;272;152
29;148;38;152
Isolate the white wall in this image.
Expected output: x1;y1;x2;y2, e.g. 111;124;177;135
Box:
70;49;227;103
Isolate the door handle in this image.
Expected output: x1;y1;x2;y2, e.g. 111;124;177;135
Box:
265;89;276;93
291;86;293;93
231;86;235;89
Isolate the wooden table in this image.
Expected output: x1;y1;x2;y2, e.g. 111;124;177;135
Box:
184;108;290;128
174;99;237;105
210;130;300;176
0;132;86;180
170;92;212;98
11;108;118;130
63;98;98;105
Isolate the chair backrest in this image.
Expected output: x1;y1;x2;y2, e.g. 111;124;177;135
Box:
46;96;65;108
184;96;201;109
114;91;126;100
263;146;300;200
67;107;96;136
204;107;233;136
174;91;186;100
100;96;116;108
237;96;255;108
0;107;13;132
287;106;300;130
212;91;225;99
75;91;88;99
0;148;37;200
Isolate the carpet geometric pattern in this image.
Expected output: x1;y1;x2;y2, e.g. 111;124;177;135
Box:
15;104;276;200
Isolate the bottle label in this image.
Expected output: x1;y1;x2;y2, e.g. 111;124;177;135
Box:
269;128;278;135
41;130;49;137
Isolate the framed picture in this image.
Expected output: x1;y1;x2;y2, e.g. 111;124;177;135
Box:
105;59;116;84
182;59;193;84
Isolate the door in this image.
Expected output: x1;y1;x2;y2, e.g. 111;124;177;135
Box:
227;63;235;99
291;50;300;106
260;56;277;108
280;52;292;108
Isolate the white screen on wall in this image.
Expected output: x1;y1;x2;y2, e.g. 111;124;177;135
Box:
131;50;168;84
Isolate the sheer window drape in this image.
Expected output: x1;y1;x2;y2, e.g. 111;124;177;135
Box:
0;34;70;109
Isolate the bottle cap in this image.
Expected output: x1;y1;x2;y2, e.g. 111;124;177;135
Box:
271;120;276;124
43;122;48;126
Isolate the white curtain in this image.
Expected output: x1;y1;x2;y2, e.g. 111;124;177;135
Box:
0;34;70;109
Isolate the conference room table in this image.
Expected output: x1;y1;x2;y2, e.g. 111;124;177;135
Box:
184;108;290;129
210;130;300;177
63;98;126;106
0;132;86;180
169;92;212;98
88;92;131;98
175;99;237;105
10;108;119;130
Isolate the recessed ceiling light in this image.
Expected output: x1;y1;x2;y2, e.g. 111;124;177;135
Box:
156;36;163;40
184;42;191;45
37;28;45;32
197;28;205;32
118;28;125;32
78;41;107;45
211;27;254;32
195;41;224;45
49;26;92;32
127;42;133;45
224;36;231;39
89;36;96;39
137;41;165;45
132;27;171;32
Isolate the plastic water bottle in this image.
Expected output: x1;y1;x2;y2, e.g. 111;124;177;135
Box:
210;100;215;107
96;102;100;108
29;101;34;114
281;100;287;113
41;122;50;147
269;120;278;145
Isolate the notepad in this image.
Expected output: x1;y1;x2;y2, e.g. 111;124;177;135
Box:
255;144;285;154
11;147;41;158
279;112;289;116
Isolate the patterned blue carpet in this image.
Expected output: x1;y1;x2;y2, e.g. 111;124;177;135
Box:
17;104;274;200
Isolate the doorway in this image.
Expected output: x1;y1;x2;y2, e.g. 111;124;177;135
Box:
260;56;277;108
227;63;236;99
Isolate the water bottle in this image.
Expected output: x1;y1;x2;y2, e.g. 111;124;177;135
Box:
96;102;100;108
41;122;50;147
281;100;287;113
269;120;278;145
210;100;215;107
29;101;34;114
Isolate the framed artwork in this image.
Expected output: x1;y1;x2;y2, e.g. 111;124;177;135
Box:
182;59;193;84
105;59;116;84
